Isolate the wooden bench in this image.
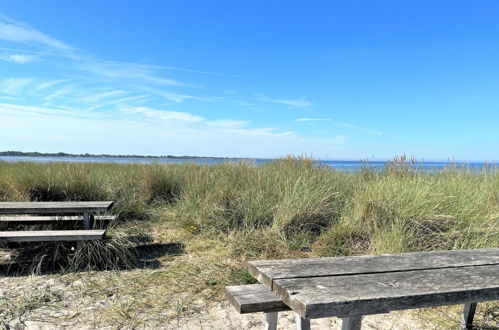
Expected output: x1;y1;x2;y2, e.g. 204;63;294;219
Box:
227;248;499;330
0;201;114;245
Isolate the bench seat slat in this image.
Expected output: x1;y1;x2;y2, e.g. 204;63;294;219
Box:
0;215;116;222
226;284;290;314
0;230;106;242
273;264;499;319
0;201;114;214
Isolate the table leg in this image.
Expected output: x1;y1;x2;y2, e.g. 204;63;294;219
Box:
295;313;311;330
341;315;362;330
461;302;477;330
265;312;278;330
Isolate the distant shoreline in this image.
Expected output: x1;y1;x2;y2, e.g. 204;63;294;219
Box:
0;151;238;160
0;151;497;165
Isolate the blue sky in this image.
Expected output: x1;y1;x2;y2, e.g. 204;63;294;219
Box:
0;1;498;161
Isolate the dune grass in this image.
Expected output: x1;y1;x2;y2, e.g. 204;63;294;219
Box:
0;157;498;327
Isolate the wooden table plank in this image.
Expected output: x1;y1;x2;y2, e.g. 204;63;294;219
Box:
0;201;114;214
0;215;116;222
248;248;499;288
272;264;499;319
0;230;106;242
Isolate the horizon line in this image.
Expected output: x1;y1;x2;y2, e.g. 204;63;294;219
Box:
0;150;497;164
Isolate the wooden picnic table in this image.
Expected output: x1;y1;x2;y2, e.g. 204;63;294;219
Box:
248;248;499;329
0;201;114;245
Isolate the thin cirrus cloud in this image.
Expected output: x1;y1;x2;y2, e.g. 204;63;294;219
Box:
0;13;356;157
254;93;313;108
0;14;196;90
2;53;37;64
0;77;33;95
295;118;331;122
121;106;205;124
0;14;71;50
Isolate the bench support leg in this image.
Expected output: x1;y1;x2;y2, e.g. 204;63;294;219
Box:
265;312;278;330
295;313;311;330
83;212;91;229
76;212;92;253
341;315;362;330
76;240;83;252
461;302;477;330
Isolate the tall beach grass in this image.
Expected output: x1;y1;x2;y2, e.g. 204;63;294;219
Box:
0;157;497;271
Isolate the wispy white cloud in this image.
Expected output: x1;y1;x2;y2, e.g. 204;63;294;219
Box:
0;78;33;95
0;95;19;101
227;127;294;137
0;14;70;50
33;79;71;91
0;101;349;158
144;88;214;103
2;53;37;63
255;93;313;108
295;118;331;122
0;14;352;157
43;84;76;102
121;106;205;124
106;94;151;105
76;59;190;87
0;102;68;116
205;119;249;128
83;90;128;103
0;14;218;95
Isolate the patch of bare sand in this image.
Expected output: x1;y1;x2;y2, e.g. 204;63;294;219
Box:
0;267;476;330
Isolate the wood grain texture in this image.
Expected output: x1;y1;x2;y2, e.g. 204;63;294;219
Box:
248;249;499;289
0;229;106;242
225;284;290;314
0;201;114;214
0;215;116;222
272;264;499;318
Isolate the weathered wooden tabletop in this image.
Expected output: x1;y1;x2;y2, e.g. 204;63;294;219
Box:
0;201;114;214
248;248;499;319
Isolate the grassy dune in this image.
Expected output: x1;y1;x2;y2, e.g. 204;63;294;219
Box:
0;158;498;327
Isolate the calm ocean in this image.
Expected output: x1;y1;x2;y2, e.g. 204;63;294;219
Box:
1;156;496;172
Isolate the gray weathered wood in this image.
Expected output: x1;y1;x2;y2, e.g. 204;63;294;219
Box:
0;230;106;242
0;215;116;222
341;316;362;330
0;201;114;214
225;284;290;314
248;248;499;289
295;313;310;330
265;312;278;330
272;264;499;319
461;302;477;330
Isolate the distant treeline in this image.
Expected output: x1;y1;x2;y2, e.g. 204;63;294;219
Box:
0;150;230;159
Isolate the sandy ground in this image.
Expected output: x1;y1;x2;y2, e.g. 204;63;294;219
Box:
4;302;429;330
1;253;494;330
0;270;436;330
